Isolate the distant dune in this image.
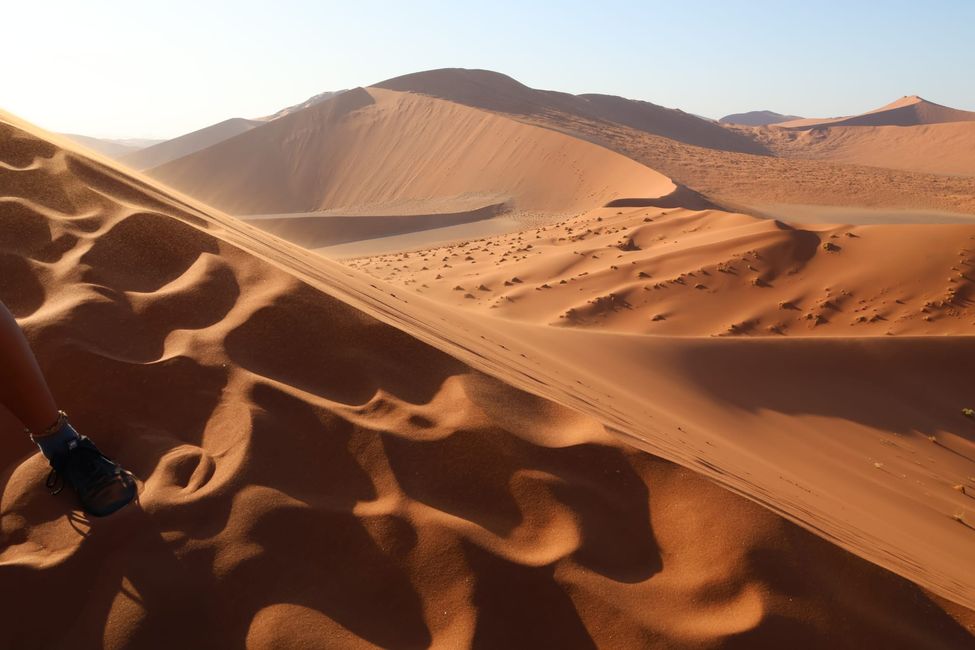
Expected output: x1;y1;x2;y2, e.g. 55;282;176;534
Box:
757;120;975;177
120;117;260;171
374;68;768;154
719;110;802;126
2;110;974;646
538;101;975;215
148;86;675;216
777;95;975;129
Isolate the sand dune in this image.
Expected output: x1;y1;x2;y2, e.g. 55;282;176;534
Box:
777;96;975;129
747;121;975;177
374;68;768;154
142;69;975;233
148;86;675;216
539;108;975;215
120;117;260;171
351;205;975;336
3;109;975;648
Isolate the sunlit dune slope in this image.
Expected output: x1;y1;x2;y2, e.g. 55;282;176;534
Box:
746;121;975;177
148;87;674;217
374;68;768;154
351;205;975;336
2;112;974;646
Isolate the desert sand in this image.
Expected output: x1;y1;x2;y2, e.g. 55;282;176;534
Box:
741;121;975;177
348;205;975;336
3;65;975;649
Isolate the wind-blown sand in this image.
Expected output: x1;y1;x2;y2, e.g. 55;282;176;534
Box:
2;100;975;650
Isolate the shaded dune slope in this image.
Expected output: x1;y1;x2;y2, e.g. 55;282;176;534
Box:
2;115;974;647
148;87;674;217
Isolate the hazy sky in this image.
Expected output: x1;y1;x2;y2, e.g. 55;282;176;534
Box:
4;0;974;139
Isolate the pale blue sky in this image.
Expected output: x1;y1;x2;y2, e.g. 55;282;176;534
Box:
4;0;973;139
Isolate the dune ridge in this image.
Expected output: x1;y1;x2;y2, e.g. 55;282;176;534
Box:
374;68;768;155
148;86;675;217
141;69;975;227
2;109;975;648
373;71;975;215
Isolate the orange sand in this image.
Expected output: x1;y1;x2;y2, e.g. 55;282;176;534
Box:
3;68;975;648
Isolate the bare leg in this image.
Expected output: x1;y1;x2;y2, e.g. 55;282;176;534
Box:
0;301;136;515
0;301;59;434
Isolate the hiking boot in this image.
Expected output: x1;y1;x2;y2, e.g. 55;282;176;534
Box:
45;435;137;517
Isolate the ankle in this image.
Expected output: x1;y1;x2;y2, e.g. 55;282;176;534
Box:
30;411;81;460
28;411;68;437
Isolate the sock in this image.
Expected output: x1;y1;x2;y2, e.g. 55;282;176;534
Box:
30;412;81;460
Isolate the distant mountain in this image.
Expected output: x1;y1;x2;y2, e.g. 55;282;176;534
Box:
61;134;163;159
374;68;767;154
776;96;975;129
719;110;802;126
